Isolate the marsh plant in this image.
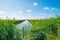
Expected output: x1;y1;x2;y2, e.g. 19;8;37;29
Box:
0;17;60;40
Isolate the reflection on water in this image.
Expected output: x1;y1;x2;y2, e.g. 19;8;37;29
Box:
16;20;32;39
16;20;32;29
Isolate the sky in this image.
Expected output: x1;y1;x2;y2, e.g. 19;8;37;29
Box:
0;0;60;19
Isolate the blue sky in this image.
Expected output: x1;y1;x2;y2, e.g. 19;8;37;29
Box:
0;0;60;19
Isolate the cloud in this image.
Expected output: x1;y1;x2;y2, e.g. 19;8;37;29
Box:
44;7;50;10
26;10;32;13
51;7;57;10
18;11;23;14
0;11;17;19
0;10;7;16
44;7;57;10
7;12;16;17
0;10;28;19
27;16;46;19
0;10;7;19
0;10;55;20
0;10;46;20
33;2;38;6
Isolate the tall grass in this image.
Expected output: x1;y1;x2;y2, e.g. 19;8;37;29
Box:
0;17;60;40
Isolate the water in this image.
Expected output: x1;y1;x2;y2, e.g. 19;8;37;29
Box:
16;20;32;29
16;20;32;39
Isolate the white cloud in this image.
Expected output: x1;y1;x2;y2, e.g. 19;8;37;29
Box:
18;11;23;14
0;10;27;19
0;10;7;19
27;16;46;19
0;10;7;16
7;12;16;17
26;10;32;13
33;2;38;6
0;10;46;20
51;7;57;10
44;7;50;10
44;7;57;10
0;10;55;20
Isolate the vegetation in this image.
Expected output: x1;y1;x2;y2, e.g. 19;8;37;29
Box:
0;17;60;40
